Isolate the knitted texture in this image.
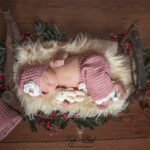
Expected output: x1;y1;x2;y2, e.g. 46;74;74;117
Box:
79;52;114;102
17;64;48;95
0;98;22;141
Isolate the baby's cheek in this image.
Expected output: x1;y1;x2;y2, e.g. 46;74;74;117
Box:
47;84;57;94
40;82;49;93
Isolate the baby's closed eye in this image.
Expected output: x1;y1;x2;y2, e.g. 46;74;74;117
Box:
42;91;49;95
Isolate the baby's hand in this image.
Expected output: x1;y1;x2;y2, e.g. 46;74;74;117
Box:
54;59;65;67
49;50;69;68
56;88;86;104
113;81;127;97
49;55;64;68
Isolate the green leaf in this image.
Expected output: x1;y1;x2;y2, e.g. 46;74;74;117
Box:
117;116;122;121
28;119;37;132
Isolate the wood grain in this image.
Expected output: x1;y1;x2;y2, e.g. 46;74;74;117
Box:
1;102;150;143
1;138;150;150
0;0;150;48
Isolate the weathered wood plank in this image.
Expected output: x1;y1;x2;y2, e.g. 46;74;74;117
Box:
1;138;150;150
0;0;150;48
0;23;150;48
1;102;150;143
0;0;150;23
1;23;150;48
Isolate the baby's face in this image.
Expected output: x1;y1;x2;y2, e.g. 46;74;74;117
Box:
40;67;58;95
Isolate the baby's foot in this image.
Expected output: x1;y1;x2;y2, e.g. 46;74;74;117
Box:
97;98;112;110
113;81;127;97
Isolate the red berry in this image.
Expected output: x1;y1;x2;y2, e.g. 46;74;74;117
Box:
58;129;62;132
47;121;50;124
125;43;130;48
113;35;117;39
0;66;2;69
33;33;37;36
0;84;3;88
49;127;53;130
68;118;72;122
41;121;45;125
54;125;57;129
51;112;55;116
62;114;66;119
47;124;50;128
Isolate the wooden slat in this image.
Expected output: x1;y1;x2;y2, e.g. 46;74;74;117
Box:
1;23;150;48
0;0;150;48
1;102;150;143
0;0;150;23
1;138;150;150
1;23;150;47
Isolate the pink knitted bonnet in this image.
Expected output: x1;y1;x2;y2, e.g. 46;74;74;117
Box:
17;64;48;96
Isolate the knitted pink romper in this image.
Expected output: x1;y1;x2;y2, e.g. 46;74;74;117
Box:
78;52;114;104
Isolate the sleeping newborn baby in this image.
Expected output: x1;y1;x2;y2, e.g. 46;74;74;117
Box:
17;50;126;110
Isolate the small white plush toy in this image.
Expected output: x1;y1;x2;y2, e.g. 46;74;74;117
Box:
56;88;86;103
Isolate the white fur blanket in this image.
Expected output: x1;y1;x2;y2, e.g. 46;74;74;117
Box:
13;35;135;118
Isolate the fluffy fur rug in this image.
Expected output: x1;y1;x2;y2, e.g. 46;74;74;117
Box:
13;35;136;118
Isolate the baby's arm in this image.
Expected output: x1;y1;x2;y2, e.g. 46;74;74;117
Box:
49;50;69;68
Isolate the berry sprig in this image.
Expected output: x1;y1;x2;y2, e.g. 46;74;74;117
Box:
110;31;131;54
20;32;38;42
31;108;128;136
35;111;74;136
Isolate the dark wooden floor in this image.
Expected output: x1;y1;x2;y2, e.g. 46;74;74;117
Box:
1;102;150;150
0;0;150;149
